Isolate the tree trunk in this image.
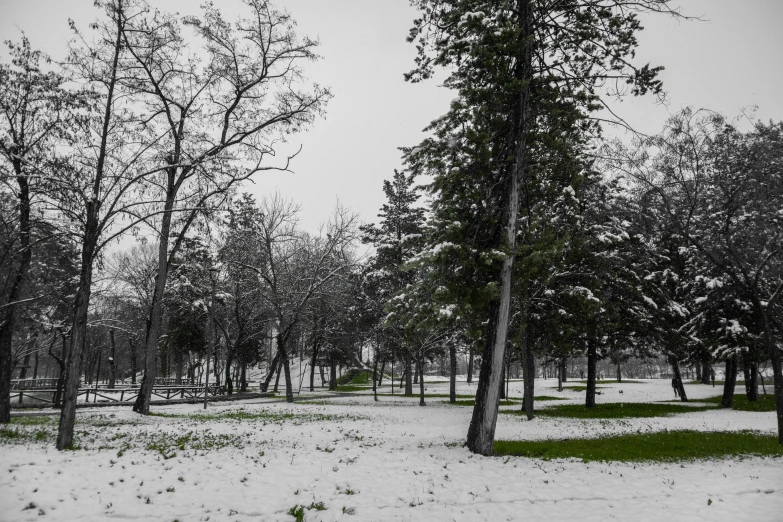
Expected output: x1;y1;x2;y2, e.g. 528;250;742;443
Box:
32;352;39;380
746;361;758;402
372;352;379;402
309;336;319;392
560;358;567;382
273;356;283;393
404;354;413;396
418;354;425;406
466;0;532;457
499;356;506;400
50;335;67;409
378;359;386;387
18;354;31;380
261;350;280;392
134;162;179;415
108;330;117;389
585;340;597;408
743;356;759;402
760;315;783;443
701;358;710;384
557;358;563;392
522;329;534;420
129;336;137;384
467;346;474;384
413;360;419;385
57;225;99;449
225;354;233;395
279;333;294;403
0;166;33;424
95;351;102;386
449;343;457;404
240;362;247;393
329;351;336;390
721;355;737;408
670;356;688;402
616;361;622;383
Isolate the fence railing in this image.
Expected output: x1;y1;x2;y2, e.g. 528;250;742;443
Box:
10;384;222;408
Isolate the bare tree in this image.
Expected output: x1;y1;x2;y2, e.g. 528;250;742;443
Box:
231;194;359;402
117;0;331;414
0;37;82;422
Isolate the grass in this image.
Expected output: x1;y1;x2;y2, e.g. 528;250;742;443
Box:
502;401;716;419
494;430;783;462
700;394;777;412
336;369;374;386
143;431;245;459
446;399;520;407
149;408;360;424
446;396;564;407
288;502;327;522
9;415;55;426
334;384;372;393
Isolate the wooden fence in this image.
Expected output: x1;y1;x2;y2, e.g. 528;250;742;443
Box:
10;384;221;408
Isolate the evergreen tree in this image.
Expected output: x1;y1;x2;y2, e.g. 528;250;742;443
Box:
405;0;678;454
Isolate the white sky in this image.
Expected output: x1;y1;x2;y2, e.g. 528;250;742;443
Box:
1;0;782;232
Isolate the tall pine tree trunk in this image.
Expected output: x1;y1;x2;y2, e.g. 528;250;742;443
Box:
466;347;474;384
585;340;597;408
449;343;457;404
466;0;533;456
746;361;758;402
721;354;737;408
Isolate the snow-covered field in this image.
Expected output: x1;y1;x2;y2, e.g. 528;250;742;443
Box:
1;379;781;521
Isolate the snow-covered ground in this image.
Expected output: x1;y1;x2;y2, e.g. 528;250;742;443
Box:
1;379;781;521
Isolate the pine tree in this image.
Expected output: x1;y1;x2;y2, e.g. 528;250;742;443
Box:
405;0;679;454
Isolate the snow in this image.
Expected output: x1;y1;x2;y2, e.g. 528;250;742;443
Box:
1;379;781;521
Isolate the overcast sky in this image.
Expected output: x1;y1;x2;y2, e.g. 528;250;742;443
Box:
1;0;782;232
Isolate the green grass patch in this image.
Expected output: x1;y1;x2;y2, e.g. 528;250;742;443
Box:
494;430;783;462
334;384;372;393
288;502;327;522
441;396;565;407
9;415;56;426
503;401;715;419
143;431;244;458
445;399;520;407
336;369;374;386
148;407;359;424
700;394;777;412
